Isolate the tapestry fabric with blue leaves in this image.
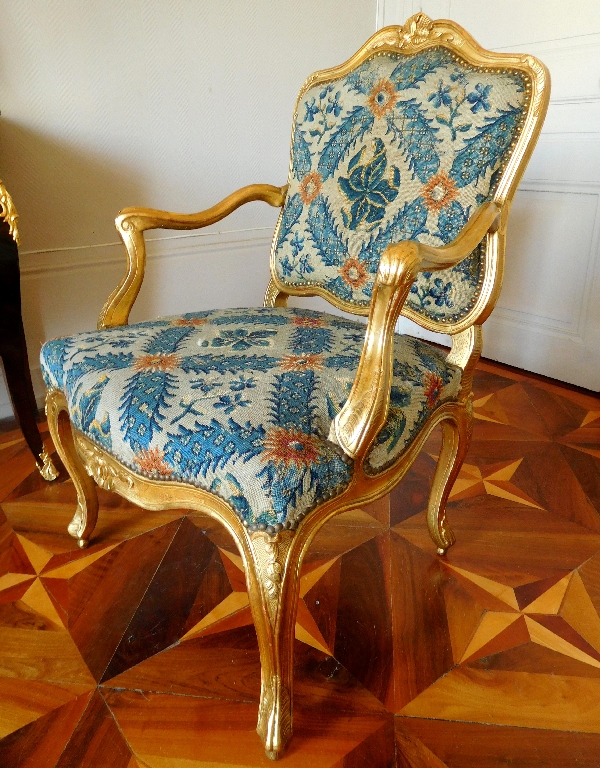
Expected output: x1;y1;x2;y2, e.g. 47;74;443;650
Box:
274;47;527;324
40;308;461;528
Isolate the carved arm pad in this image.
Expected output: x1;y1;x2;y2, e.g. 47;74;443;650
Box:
98;183;287;329
330;201;500;459
418;201;500;270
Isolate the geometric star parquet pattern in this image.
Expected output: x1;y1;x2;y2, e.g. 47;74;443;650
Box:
0;359;598;767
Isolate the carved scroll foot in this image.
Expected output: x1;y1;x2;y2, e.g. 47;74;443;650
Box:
258;674;293;760
427;403;472;555
37;447;59;481
245;530;297;760
67;507;89;549
45;389;99;545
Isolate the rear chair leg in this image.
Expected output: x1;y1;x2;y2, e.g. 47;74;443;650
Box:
245;529;299;760
427;402;472;555
45;389;98;548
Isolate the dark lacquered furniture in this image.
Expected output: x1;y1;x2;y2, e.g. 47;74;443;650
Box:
0;180;57;479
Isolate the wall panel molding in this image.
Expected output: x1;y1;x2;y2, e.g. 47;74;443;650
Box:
19;227;274;278
376;0;420;28
2;2;599;417
499;179;600;339
1;227;277;420
0;0;381;420
497;32;600;54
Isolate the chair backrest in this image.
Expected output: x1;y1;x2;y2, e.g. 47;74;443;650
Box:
270;14;548;334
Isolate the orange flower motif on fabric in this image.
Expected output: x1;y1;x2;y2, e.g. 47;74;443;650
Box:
339;257;368;289
134;353;180;372
134;447;173;476
262;427;321;469
423;371;444;409
299;171;322;204
280;353;324;372
367;79;399;118
422;171;459;212
292;315;324;328
172;317;207;327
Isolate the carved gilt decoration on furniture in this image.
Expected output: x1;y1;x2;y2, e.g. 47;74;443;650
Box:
40;14;549;759
0;178;58;480
0;179;20;245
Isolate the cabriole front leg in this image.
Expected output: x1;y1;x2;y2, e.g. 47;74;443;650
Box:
45;389;99;548
245;530;298;760
427;402;472;555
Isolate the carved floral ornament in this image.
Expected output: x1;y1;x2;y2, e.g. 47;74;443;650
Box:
76;434;133;492
373;13;457;51
251;530;294;620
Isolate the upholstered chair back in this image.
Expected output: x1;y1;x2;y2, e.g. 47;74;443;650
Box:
272;45;530;329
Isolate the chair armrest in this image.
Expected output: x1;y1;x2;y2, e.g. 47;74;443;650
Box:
329;201;500;459
413;201;500;271
98;183;287;329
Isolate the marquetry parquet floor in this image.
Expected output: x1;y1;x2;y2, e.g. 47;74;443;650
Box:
0;359;598;767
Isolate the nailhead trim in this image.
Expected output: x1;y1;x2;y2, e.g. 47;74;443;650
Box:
279;50;531;329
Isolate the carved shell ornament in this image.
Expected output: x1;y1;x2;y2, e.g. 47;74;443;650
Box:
373;13;456;51
401;13;438;47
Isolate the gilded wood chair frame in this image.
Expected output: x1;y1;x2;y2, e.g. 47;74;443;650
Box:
45;14;549;760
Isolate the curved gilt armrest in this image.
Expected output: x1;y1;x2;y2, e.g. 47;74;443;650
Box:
330;201;500;459
418;201;500;270
98;183;287;329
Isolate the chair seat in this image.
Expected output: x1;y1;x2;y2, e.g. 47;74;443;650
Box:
40;307;461;530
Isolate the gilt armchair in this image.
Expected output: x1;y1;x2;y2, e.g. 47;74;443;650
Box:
40;14;548;760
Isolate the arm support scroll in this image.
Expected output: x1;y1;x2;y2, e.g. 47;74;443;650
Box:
330;201;500;460
328;242;422;459
417;201;500;270
98;183;287;329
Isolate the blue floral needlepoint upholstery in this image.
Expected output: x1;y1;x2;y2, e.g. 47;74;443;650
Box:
274;48;529;324
40;308;461;530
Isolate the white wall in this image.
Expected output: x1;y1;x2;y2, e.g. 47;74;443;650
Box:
386;0;600;390
0;0;377;417
1;1;598;421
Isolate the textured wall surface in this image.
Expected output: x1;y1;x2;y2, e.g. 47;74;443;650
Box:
384;1;600;391
1;1;598;420
0;1;377;250
0;0;377;416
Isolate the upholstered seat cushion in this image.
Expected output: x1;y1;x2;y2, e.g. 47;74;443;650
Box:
40;307;461;529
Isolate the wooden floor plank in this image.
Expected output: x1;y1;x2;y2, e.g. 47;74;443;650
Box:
398;717;600;768
0;626;96;685
400;667;600;733
0;362;597;764
55;691;133;768
0;691;92;768
0;680;91;739
106;689;392;768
